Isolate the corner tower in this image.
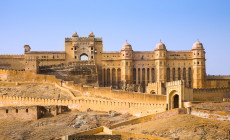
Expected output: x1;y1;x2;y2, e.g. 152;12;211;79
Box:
191;41;206;88
120;41;134;87
154;40;167;84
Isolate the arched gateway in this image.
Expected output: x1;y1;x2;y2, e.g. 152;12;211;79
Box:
80;53;88;60
166;80;193;110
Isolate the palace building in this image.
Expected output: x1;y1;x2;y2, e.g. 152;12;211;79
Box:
0;32;229;92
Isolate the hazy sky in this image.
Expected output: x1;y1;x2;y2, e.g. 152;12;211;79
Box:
0;0;229;75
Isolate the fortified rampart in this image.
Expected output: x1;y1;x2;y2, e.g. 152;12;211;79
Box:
0;55;25;70
0;95;166;116
63;81;167;104
193;87;230;101
207;75;230;80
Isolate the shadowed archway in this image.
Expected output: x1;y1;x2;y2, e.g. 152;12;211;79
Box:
173;94;179;109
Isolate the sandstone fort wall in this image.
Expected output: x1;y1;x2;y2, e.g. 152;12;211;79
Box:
64;82;167;104
0;55;25;70
0;95;166;116
0;105;39;120
193;87;230;101
205;79;229;88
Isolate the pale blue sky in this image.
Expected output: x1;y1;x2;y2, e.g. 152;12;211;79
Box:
0;0;229;75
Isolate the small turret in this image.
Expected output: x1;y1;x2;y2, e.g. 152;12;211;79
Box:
72;32;79;38
155;40;167;59
88;32;95;38
192;40;205;59
155;40;166;50
24;45;31;53
121;40;133;59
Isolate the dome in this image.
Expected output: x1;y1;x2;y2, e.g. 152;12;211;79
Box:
192;40;204;50
121;40;132;50
155;40;166;50
24;45;30;48
72;32;79;37
88;32;95;37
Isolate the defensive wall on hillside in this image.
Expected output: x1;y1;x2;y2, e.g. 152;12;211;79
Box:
63;81;167;104
0;95;167;116
0;69;229;115
193;87;230;101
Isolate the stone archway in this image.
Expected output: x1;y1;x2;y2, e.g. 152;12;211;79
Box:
167;90;180;110
173;94;179;109
150;90;156;94
80;53;88;60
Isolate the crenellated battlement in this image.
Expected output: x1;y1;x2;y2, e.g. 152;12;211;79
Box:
193;87;230;93
0;95;167;116
166;80;184;87
207;75;230;80
0;69;25;74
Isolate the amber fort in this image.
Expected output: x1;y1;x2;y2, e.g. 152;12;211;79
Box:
0;32;230;139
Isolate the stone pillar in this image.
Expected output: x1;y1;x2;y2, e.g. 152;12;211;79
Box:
136;68;138;85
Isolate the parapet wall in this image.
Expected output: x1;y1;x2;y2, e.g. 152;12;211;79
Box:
207;75;230;80
166;80;184;87
64;82;167;104
0;95;167;116
146;82;166;95
205;79;229;88
193;87;230;101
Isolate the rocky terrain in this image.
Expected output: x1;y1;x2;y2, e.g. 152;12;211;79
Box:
192;102;230;113
0;84;72;100
0;110;135;140
116;114;230;140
